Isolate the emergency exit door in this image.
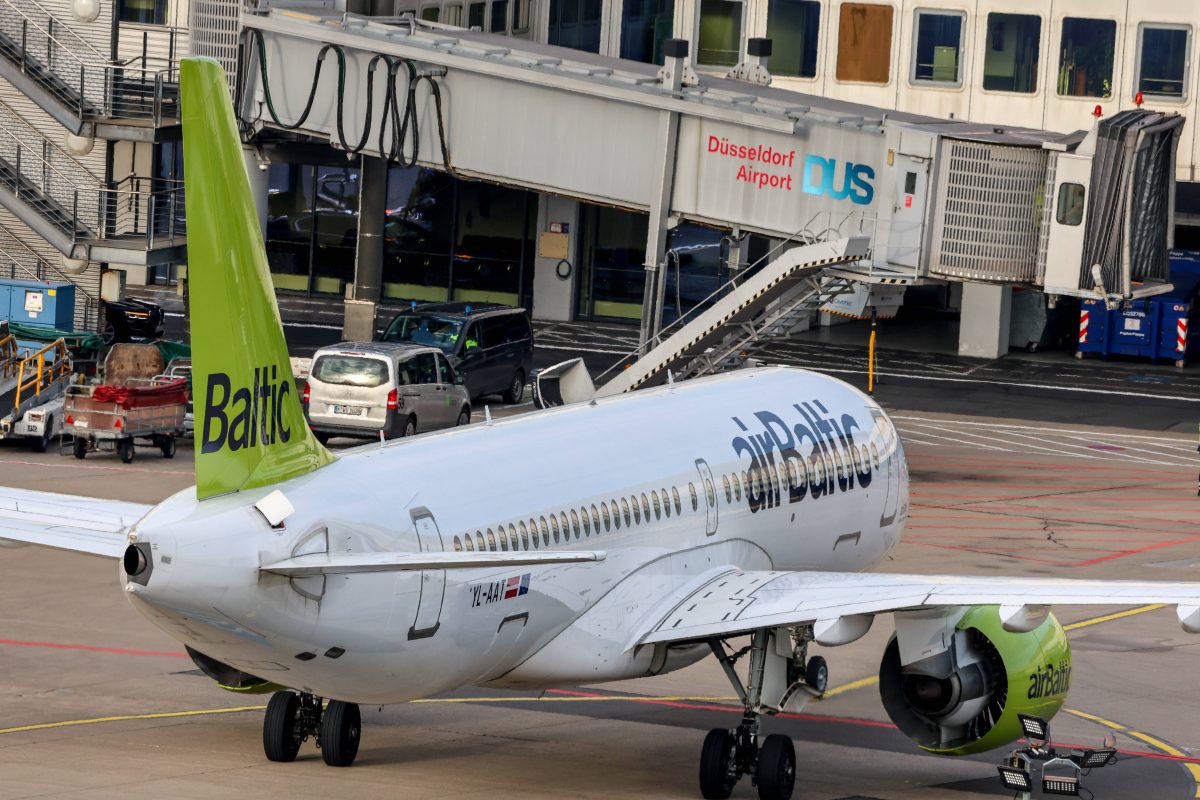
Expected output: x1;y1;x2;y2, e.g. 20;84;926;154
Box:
890;154;929;268
409;507;445;639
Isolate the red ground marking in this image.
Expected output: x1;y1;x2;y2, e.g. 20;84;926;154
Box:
910;511;1200;523
1074;535;1200;567
904;541;1076;566
904;542;1124;553
912;493;1191;502
0;639;188;658
912;484;1186;491
906;454;1193;475
907;523;1179;535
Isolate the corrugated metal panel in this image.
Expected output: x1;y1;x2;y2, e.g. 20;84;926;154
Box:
188;0;240;96
928;139;1047;283
1035;152;1056;285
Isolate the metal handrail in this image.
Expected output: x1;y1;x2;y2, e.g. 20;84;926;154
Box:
594;210;874;384
13;337;70;411
0;0;180;120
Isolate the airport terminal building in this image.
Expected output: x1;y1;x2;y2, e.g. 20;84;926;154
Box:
0;0;1191;351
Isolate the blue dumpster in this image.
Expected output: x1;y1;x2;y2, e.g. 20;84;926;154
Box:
1076;253;1200;366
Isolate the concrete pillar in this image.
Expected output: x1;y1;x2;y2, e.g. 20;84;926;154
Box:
531;194;579;321
242;147;270;239
344;155;387;341
958;282;1012;359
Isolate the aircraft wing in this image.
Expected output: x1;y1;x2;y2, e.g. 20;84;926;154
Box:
261;550;606;576
633;569;1200;648
0;487;149;558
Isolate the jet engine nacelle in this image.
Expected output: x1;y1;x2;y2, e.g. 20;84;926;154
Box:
879;605;1071;755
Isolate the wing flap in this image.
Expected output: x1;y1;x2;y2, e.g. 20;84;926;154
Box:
635;569;1200;647
0;487;148;557
261;550;606;576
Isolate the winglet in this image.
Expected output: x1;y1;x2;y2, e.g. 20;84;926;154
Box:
181;57;333;499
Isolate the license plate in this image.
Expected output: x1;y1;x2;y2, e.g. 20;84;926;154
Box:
332;405;363;416
75;419;89;428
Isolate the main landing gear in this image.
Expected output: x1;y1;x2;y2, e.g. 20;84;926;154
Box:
699;628;828;800
263;690;361;767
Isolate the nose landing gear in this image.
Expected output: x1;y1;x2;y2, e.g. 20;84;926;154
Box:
262;690;362;767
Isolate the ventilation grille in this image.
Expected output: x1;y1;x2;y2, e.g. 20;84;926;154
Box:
1035;152;1056;285
929;139;1048;282
189;0;241;97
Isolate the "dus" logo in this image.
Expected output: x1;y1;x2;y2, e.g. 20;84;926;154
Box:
202;366;293;453
802;155;875;205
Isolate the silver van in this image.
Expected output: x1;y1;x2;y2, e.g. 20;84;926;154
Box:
302;342;471;443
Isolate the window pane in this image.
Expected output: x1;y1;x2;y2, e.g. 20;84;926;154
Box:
1140;26;1189;98
1058;18;1115;98
621;0;675;65
983;13;1040;92
698;0;743;67
1056;183;1085;226
468;2;485;28
767;0;820;78
453;181;530;306
311;356;388;387
384;166;454;304
549;0;602;53
420;5;440;21
913;12;962;83
513;0;532;32
837;3;893;83
490;0;508;32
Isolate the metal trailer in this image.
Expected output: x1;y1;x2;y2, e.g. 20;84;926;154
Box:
0;335;73;451
1076;254;1200;367
63;380;185;463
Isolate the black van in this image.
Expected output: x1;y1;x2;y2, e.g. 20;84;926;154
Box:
379;302;534;403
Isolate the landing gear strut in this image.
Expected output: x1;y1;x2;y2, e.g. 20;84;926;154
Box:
699;628;824;800
262;690;362;767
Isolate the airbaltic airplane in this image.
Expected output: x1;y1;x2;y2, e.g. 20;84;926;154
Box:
3;57;1200;800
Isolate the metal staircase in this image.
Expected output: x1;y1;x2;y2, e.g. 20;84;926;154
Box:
0;0;180;138
532;222;874;408
0;220;99;328
0;96;185;266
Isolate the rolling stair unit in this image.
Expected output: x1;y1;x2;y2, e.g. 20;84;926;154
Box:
0;329;71;442
533;236;870;408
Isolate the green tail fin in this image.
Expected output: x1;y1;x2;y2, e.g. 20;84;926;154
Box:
181;57;333;500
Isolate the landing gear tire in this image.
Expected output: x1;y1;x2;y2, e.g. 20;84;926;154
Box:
263;691;302;763
32;418;52;453
503;370;524;404
804;655;828;694
320;700;361;767
699;728;738;800
755;734;796;800
73;438;87;459
118;438;135;464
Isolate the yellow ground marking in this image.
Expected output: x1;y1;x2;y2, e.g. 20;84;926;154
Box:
411;695;739;705
820;675;878;698
1062;604;1165;631
1064;707;1200;797
0;705;267;735
1061;708;1125;731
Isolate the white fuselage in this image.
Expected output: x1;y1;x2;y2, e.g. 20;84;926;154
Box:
125;367;909;703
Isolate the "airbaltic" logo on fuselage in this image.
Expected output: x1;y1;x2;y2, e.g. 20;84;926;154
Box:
201;366;293;453
731;400;873;514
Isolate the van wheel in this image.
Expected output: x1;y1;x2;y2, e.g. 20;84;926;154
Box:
503;370;525;404
314;431;330;445
402;416;416;437
456;408;470;426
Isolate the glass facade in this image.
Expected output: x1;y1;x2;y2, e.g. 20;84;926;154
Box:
836;3;893;83
697;0;743;67
1058;18;1115;98
548;0;602;53
620;0;675;65
577;205;647;320
1138;25;1190;99
913;11;963;84
983;13;1040;93
265;163;534;305
766;0;820;79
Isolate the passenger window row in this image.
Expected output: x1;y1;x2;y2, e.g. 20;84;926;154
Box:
451;483;689;552
716;439;885;507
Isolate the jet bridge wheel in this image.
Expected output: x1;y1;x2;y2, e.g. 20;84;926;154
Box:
320;700;361;767
263;691;303;762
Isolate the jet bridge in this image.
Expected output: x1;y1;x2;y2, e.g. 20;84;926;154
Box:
234;7;1182;366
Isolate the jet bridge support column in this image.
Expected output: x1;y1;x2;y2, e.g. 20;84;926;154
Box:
958;281;1012;359
344;155;387;341
638;39;688;348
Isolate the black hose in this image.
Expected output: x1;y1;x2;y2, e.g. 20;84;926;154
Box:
241;27;455;174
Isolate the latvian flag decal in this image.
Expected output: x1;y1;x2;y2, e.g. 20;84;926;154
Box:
504;573;531;600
